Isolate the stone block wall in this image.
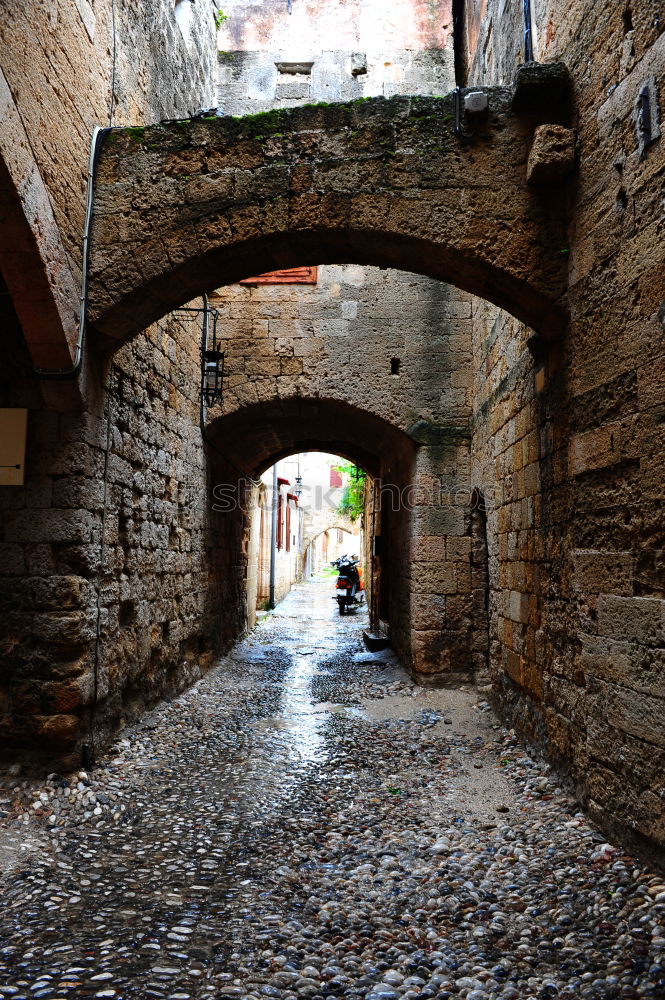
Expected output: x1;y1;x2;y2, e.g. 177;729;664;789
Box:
0;0;220;764
216;0;454;117
91;314;220;749
211;268;472;430
218;1;453;63
468;297;550;729
208;267;477;679
0;288;224;766
218;48;450;114
462;1;665;857
0;0;216;267
407;439;474;682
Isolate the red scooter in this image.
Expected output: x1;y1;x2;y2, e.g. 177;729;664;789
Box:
332;555;365;615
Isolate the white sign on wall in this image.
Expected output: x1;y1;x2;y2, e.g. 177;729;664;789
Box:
0;408;28;486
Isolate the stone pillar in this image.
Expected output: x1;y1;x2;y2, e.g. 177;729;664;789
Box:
408;438;473;683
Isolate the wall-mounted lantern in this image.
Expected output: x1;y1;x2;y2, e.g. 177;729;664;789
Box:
200;303;227;409
174;298;227;410
294;474;303;498
202;347;225;407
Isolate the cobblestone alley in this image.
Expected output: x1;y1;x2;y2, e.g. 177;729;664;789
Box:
0;581;663;1000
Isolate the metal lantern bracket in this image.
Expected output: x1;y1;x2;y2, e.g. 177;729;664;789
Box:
174;304;228;409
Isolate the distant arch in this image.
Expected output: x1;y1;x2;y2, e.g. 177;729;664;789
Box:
205;395;417;482
303;523;359;552
206;395;416;662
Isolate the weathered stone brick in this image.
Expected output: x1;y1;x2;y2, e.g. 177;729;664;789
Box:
0;543;25;575
593;678;665;749
508;590;530;624
409;594;446;631
572;550;634;595
411;561;458;595
527;125;576;186
409;536;447;562
4;509;97;545
30;576;91;610
568;423;622;476
597;595;665;646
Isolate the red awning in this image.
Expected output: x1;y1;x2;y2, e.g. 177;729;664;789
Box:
277;477;290;486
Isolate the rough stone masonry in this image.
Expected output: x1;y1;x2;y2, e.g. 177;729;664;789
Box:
87;91;568;343
0;0;663;867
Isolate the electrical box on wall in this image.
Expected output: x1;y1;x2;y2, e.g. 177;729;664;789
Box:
464;91;489;113
0;408;28;485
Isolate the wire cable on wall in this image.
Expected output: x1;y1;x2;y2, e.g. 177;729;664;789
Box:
523;0;534;62
85;362;117;769
109;0;118;127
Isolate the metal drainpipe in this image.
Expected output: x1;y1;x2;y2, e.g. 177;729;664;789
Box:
268;464;278;609
370;479;378;634
33;125;110;380
524;0;534;62
452;0;467;87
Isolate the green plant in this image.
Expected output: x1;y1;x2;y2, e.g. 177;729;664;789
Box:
335;462;367;523
214;8;228;29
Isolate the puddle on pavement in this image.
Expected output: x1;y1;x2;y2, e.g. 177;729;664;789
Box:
246;584;370;767
254;656;326;764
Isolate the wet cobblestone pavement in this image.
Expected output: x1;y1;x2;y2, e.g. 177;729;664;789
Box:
0;580;663;1000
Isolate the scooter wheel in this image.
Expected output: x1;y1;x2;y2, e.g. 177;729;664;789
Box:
338;600;346;615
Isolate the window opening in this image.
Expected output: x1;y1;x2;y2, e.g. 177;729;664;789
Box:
277;492;284;549
174;0;192;42
240;267;318;286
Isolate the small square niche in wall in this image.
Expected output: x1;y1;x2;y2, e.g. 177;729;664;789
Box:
275;62;314;75
351;53;367;76
275;61;313;102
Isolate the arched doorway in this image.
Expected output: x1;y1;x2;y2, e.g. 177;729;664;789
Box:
205;398;428;672
304;527;360;579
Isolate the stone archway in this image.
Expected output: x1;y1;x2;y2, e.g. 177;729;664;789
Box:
302;519;358;556
206;396;415;481
204;395;468;677
302;519;361;583
0;72;80;369
88;92;568;348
